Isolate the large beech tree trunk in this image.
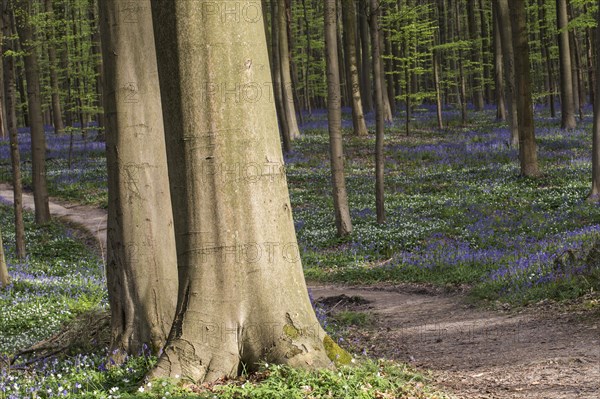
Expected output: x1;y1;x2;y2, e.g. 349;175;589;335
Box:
557;0;577;129
15;0;50;224
370;0;385;224
588;2;600;202
326;0;353;237
341;0;368;136
1;4;26;260
510;0;539;177
98;0;178;359
150;0;337;383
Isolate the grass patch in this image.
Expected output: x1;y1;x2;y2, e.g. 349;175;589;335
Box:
331;310;373;327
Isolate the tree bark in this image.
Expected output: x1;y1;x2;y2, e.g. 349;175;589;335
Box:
433;48;444;129
370;0;385;224
584;5;595;105
0;225;9;288
468;0;485;111
342;0;368;136
150;0;337;383
383;28;396;115
89;0;105;141
15;0;50;224
455;0;468;125
278;0;301;140
359;0;373;113
1;4;26;260
44;0;64;135
300;0;312;113
326;0;353;237
493;2;506;121
539;0;556;117
570;25;585;119
479;0;493;104
510;0;539;177
99;0;178;359
270;0;291;153
557;0;577;129
15;64;27;127
495;0;519;147
588;2;600;202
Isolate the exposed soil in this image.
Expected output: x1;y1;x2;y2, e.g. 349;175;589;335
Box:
1;186;599;398
311;284;600;399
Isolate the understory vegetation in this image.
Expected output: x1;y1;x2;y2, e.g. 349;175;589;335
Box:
2;106;600;397
2;106;599;304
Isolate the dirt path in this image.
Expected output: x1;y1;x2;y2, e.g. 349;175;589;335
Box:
0;184;107;258
310;285;599;398
1;187;598;398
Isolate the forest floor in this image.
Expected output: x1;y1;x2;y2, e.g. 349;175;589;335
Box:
1;185;598;399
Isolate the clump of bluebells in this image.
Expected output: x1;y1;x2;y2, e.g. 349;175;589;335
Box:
0;126;107;208
292;107;600;302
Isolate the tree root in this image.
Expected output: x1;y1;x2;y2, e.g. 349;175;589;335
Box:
9;308;110;366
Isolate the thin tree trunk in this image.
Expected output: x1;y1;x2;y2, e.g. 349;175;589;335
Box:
1;5;26;259
495;0;519;146
569;29;581;119
433;48;444;128
15;0;50;224
585;19;595;105
538;0;556;117
571;28;585;118
468;0;485;111
588;3;600;202
510;0;539;177
557;0;577;129
15;65;27;127
301;0;312;114
383;28;396;115
288;0;304;125
99;0;178;360
370;0;385;224
342;0;368;136
380;29;393;122
278;0;301;140
90;0;105;141
0;58;5;140
583;1;595;105
44;0;64;134
150;0;336;383
359;0;373;113
493;2;506;121
326;0;353;237
271;0;291;153
479;0;493;104
455;0;468;125
0;226;9;288
72;8;86;138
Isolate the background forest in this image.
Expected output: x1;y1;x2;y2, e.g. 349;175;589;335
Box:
0;0;599;398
